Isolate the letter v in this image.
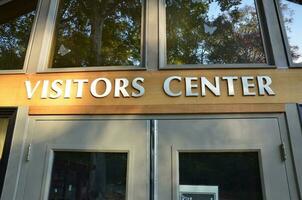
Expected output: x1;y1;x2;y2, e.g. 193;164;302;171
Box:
25;80;41;99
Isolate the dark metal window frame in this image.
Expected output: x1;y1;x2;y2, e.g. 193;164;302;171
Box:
4;0;295;72
274;0;302;68
0;108;17;196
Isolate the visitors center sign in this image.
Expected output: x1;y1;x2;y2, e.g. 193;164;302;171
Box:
25;75;275;99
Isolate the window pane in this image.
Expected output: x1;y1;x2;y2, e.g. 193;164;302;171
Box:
0;0;37;70
51;0;142;68
279;0;302;64
48;152;127;200
166;0;266;65
179;152;263;200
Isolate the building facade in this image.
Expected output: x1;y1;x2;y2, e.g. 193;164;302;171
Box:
0;0;301;199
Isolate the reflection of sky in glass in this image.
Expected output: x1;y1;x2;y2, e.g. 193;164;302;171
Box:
208;0;255;21
167;0;266;64
281;0;302;64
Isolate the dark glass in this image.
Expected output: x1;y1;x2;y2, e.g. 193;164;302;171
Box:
0;0;37;70
179;152;263;200
279;0;302;64
48;152;127;200
166;0;266;65
51;0;142;68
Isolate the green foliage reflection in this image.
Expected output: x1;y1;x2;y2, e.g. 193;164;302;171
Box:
0;2;37;70
166;0;266;65
52;0;142;68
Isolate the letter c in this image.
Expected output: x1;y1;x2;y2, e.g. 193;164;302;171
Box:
163;76;182;97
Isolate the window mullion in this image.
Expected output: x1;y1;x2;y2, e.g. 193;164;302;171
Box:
145;0;159;71
263;0;289;68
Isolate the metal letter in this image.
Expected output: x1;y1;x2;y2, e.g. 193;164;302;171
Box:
114;78;130;97
25;80;41;99
50;80;63;99
64;79;72;99
74;79;89;98
241;77;256;96
163;76;182;97
201;77;221;96
257;76;276;96
132;77;145;97
41;80;49;99
90;78;112;98
222;76;238;96
185;77;198;97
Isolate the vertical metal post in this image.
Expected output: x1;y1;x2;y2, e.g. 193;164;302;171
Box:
150;119;158;200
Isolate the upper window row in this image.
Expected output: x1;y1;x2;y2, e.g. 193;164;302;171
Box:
0;0;301;71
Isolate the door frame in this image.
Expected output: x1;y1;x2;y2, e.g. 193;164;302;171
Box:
1;105;302;200
152;112;301;200
20;117;150;200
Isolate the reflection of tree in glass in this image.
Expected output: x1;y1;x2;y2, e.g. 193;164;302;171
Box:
48;152;127;200
52;0;141;68
0;11;36;70
166;0;266;65
280;2;301;62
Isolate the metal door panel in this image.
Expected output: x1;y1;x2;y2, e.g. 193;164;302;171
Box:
157;117;291;200
19;118;149;200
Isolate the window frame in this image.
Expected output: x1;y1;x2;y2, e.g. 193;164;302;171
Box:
0;0;42;74
37;0;147;72
159;0;277;69
275;0;302;68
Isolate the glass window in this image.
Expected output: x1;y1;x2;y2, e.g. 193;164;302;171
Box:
179;152;263;200
48;152;128;200
278;0;302;65
51;0;142;68
0;0;38;70
166;0;266;65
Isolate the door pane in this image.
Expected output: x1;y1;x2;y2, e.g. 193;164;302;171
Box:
48;152;127;200
51;0;142;68
179;152;263;200
166;0;266;65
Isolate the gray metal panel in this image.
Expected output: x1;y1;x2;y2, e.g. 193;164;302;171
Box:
15;117;150;200
285;104;302;199
278;113;300;200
